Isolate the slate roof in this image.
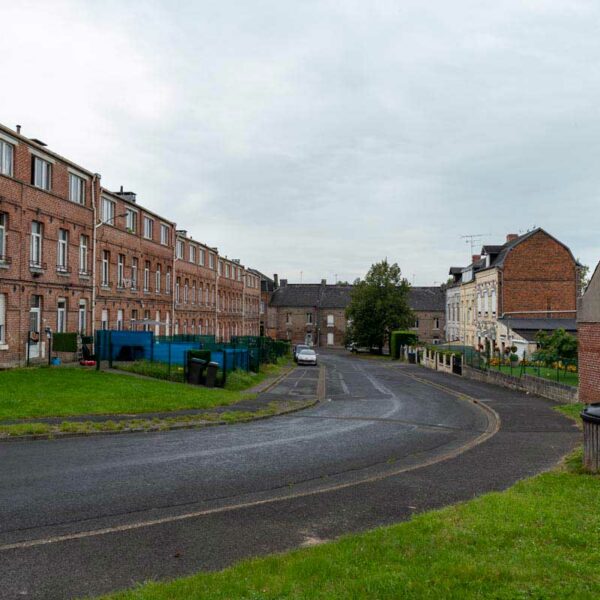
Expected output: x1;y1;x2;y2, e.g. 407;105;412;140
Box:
409;287;445;312
270;283;443;312
498;317;577;340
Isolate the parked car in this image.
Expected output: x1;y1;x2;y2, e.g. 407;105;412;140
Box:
346;342;369;354
293;344;310;362
297;348;318;366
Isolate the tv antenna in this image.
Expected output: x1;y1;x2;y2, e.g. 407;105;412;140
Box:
460;233;490;254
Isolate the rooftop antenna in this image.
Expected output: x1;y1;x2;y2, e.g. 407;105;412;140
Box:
334;273;338;283
460;233;490;255
300;271;303;283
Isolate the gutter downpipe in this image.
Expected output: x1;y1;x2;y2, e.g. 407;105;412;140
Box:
91;174;99;339
172;229;177;337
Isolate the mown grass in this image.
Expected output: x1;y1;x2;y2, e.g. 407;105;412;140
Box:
0;368;254;420
115;361;185;383
97;405;596;600
224;357;291;391
495;364;578;387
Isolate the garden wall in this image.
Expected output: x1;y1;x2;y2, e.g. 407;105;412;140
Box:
462;365;579;404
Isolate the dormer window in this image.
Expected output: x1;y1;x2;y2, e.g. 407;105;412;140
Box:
32;156;52;190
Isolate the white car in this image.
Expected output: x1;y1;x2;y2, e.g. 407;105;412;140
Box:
297;348;318;366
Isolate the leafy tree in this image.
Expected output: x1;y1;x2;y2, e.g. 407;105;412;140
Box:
533;329;578;365
345;260;413;354
576;260;590;296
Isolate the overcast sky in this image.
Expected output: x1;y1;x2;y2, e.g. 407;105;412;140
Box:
1;0;598;285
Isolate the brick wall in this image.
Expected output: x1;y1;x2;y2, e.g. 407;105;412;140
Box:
501;230;577;318
413;309;445;344
579;322;600;404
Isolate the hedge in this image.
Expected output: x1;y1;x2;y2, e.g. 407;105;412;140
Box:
390;330;419;360
52;332;78;352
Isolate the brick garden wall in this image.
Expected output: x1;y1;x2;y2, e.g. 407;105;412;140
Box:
578;322;600;404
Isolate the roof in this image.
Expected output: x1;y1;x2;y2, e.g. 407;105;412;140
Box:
497;317;577;331
320;286;353;308
409;287;445;312
449;267;463;275
270;284;324;307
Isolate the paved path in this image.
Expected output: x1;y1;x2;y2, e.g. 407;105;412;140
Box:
0;352;579;599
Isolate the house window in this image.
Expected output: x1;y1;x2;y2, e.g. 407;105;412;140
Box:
69;174;85;205
225;263;230;278
32;156;51;190
175;278;180;303
260;301;265;314
57;299;66;333
414;318;419;328
57;229;68;272
199;249;205;266
125;209;137;233
143;216;154;240
218;260;223;275
131;257;138;290
78;300;86;334
156;265;161;293
306;312;313;324
0;213;6;260
101;250;110;286
184;280;189;303
102;198;115;224
166;267;172;294
117;254;125;288
189;245;196;263
143;310;151;331
131;309;138;330
101;308;109;330
116;309;124;331
176;239;184;259
160;223;169;245
0;293;6;343
144;261;150;291
433;317;440;329
0;140;13;176
209;253;215;269
79;235;88;275
191;283;196;304
327;314;334;327
30;221;42;267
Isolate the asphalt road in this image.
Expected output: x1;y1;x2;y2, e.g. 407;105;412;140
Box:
0;351;579;599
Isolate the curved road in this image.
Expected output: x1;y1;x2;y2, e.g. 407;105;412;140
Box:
0;351;578;599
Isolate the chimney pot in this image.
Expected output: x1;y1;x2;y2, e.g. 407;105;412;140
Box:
273;274;279;288
16;124;21;134
506;233;518;243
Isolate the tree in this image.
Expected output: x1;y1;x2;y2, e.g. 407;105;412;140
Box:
576;260;590;296
345;260;413;354
533;329;578;366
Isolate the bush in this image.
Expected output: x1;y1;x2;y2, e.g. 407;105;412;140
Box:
509;354;519;363
390;330;419;359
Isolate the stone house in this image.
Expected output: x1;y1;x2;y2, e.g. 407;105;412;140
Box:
578;261;600;404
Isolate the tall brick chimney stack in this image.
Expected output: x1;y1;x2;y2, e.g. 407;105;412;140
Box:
506;233;519;243
273;274;279;288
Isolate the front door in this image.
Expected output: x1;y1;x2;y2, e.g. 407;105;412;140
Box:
305;333;312;346
29;305;41;359
327;332;334;346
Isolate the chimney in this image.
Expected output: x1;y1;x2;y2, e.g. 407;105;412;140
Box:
321;279;327;286
280;279;288;287
273;274;279;288
115;187;137;203
16;125;21;134
506;233;518;243
472;254;481;264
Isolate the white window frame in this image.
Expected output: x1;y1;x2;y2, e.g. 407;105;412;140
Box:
116;309;124;331
166;267;172;294
57;298;67;333
131;257;138;290
117;254;125;288
101;198;115;225
79;235;88;275
33;156;51;190
327;314;334;327
125;208;137;233
69;173;85;205
155;265;161;293
101;308;109;331
0;140;14;177
199;249;205;266
78;300;86;334
189;245;196;263
176;239;184;259
101;250;110;286
306;312;313;324
144;261;150;292
143;216;154;240
209;253;215;269
57;229;68;272
160;223;169;245
30;221;42;267
0;213;6;259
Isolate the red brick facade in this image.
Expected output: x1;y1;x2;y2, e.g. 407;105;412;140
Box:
578;322;600;404
0;123;261;366
500;230;577;318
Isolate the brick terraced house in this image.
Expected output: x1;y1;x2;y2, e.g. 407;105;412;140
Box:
578;261;600;404
268;279;445;347
445;229;579;357
0;122;261;367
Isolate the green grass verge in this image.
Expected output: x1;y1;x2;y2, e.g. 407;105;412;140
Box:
98;405;597;600
494;364;578;387
0;368;255;420
224;357;291;391
114;361;185;383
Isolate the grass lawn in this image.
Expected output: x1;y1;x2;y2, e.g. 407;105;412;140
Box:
0;368;256;420
495;364;578;387
99;408;598;600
